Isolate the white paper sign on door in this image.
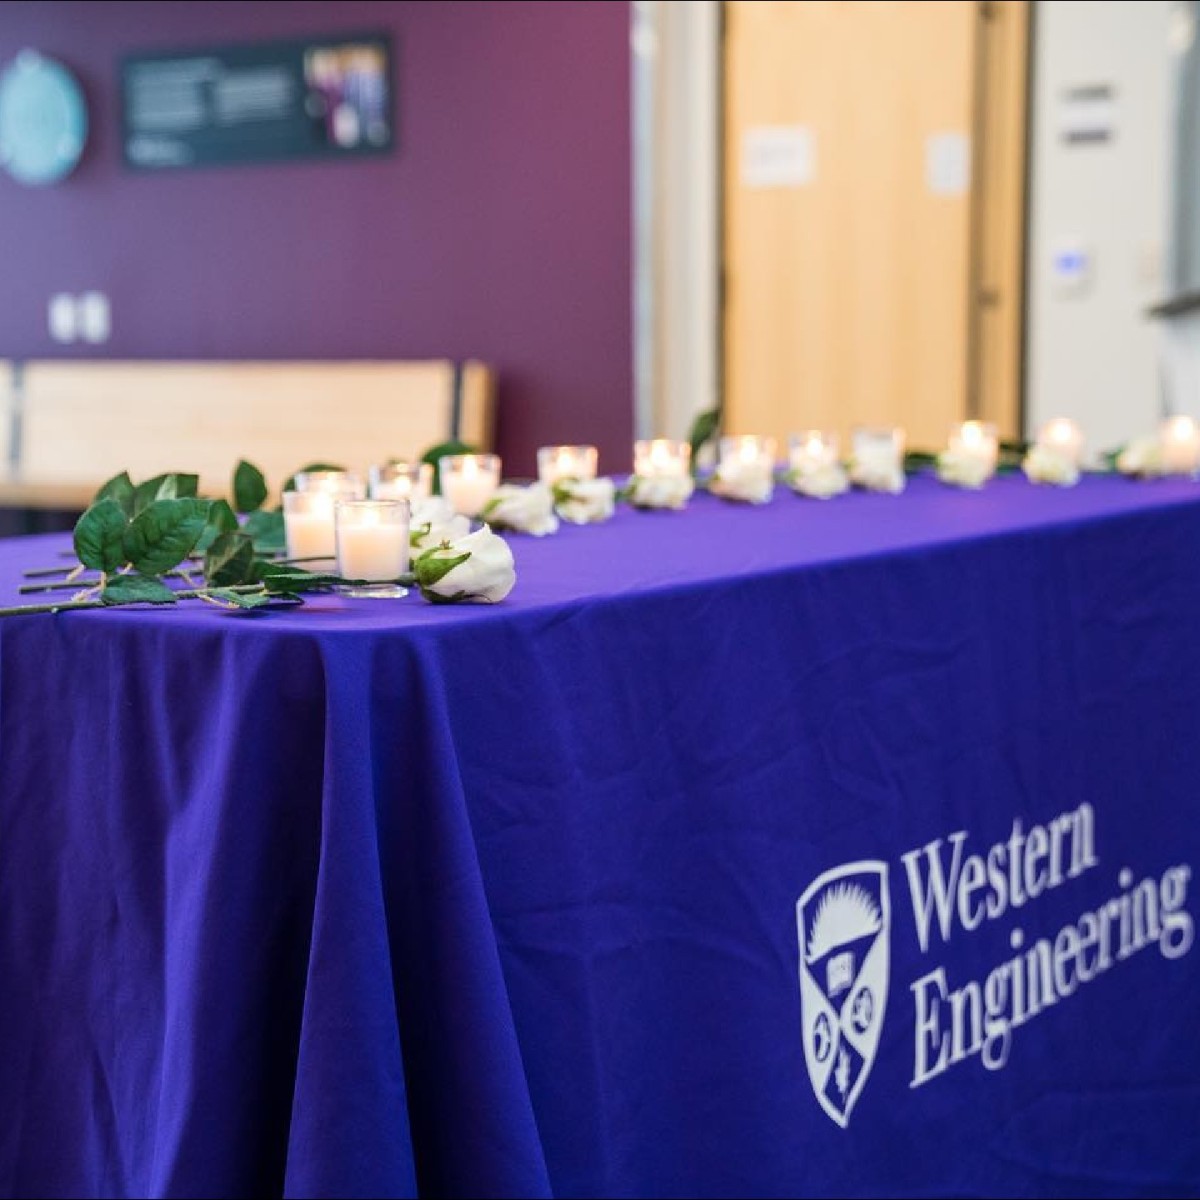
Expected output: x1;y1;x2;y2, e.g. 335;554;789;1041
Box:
741;125;816;189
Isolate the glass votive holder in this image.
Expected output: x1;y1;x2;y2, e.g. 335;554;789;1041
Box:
789;430;841;474
852;427;906;469
439;453;502;517
1036;418;1085;466
719;434;777;470
633;439;692;478
369;460;434;503
334;500;410;598
947;420;999;472
283;489;340;569
1160;415;1200;476
537;444;599;486
292;469;367;498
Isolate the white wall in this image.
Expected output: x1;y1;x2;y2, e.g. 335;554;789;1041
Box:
1026;0;1172;453
632;0;721;441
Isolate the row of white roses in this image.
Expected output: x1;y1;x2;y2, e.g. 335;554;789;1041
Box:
413;431;1182;602
462;446;1078;531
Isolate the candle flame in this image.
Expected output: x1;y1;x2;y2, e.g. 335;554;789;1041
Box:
1164;414;1199;441
959;421;986;449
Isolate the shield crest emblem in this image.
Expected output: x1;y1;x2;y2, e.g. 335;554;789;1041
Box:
796;861;890;1128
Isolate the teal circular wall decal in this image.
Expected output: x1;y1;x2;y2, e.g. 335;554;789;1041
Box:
0;51;88;185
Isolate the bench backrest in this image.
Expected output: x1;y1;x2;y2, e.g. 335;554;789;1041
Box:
2;359;494;508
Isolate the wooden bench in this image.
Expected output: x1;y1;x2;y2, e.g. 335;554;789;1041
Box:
0;359;495;513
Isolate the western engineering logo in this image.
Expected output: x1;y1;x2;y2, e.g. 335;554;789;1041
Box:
797;864;890;1127
795;803;1194;1127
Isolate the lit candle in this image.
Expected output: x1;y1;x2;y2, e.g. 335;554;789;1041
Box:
722;434;777;468
283;490;339;568
714;435;777;503
335;500;410;597
948;420;999;472
440;454;502;517
370;461;433;502
1037;418;1085;466
789;430;840;474
1160;415;1200;476
293;469;366;499
633;439;691;478
537;445;599;486
853;427;906;472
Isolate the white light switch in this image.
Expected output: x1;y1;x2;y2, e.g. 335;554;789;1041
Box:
78;291;111;343
48;293;77;343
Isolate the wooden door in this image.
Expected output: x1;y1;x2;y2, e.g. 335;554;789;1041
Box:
723;0;1028;449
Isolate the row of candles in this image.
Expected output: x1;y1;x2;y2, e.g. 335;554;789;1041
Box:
281;414;1200;593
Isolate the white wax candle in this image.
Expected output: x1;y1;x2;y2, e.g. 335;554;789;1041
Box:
373;476;434;503
721;435;776;470
285;498;337;564
373;479;414;502
442;457;501;516
634;440;690;478
538;445;598;486
370;463;433;503
1038;418;1084;464
948;421;998;470
790;432;838;474
1161;416;1200;475
337;520;409;581
853;429;905;470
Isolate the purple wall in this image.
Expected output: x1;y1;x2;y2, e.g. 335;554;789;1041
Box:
0;1;632;475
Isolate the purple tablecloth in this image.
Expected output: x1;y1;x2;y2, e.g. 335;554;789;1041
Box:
1;474;1199;1198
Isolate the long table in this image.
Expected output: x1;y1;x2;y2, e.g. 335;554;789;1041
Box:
0;475;1198;1198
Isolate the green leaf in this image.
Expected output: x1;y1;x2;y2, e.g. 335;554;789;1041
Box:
194;498;240;555
233;460;269;514
419;441;477;496
903;451;940;474
687;409;721;476
133;472;200;514
243;508;286;554
101;573;178;606
94;471;135;515
281;463;346;493
123;497;212;576
413;547;471;591
73;499;130;573
257;563;346;594
204;531;257;587
208;587;304;611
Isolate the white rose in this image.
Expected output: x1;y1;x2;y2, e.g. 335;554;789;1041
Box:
554;477;616;525
789;463;850;500
1117;434;1164;478
709;460;775;505
409;496;472;552
627;474;695;510
413;525;516;604
1023;444;1081;487
850;457;907;495
481;483;559;537
936;449;994;490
